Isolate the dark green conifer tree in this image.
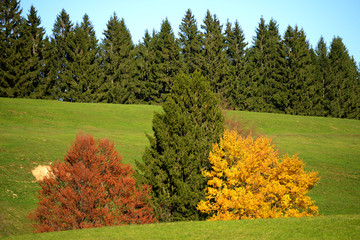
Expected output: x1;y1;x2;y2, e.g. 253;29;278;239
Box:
200;10;230;99
133;30;158;102
135;20;180;104
70;14;100;102
224;20;248;109
243;18;266;111
246;18;286;112
51;9;75;101
328;37;359;119
283;25;315;115
100;13;135;103
152;18;181;102
136;72;224;222
17;5;46;98
178;9;202;74
313;36;331;116
38;36;58;99
0;0;23;97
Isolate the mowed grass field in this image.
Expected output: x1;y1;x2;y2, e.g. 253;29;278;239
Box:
1;97;359;239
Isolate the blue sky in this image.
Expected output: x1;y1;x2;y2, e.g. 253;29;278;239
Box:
20;0;360;64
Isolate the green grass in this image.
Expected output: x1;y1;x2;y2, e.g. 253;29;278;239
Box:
0;98;160;237
4;215;360;240
228;111;360;216
1;98;359;239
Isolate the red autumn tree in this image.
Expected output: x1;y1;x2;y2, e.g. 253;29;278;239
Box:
29;133;156;233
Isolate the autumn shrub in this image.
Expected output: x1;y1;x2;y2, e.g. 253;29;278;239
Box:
198;129;319;220
29;133;156;233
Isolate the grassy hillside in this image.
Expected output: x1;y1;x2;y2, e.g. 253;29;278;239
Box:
1;98;359;238
0;98;160;237
227;110;360;216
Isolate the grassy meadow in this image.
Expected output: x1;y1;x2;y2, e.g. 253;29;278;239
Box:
1;97;359;239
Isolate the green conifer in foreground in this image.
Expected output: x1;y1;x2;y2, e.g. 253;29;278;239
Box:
136;72;224;222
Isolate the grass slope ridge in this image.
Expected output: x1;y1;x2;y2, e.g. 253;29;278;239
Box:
1;98;359;238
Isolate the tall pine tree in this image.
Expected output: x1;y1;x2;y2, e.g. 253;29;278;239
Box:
100;13;135;103
152;18;181;102
135;20;180;103
200;10;230;99
136;72;224;222
70;14;100;102
328;37;359;119
313;36;331;116
17;5;46;98
178;9;202;74
224;20;248;109
0;0;24;97
246;18;286;112
133;30;158;102
283;25;315;115
51;9;75;101
39;36;57;99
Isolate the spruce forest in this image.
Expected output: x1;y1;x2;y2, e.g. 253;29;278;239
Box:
1;1;360;119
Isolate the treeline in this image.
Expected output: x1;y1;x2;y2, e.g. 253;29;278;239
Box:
1;0;359;119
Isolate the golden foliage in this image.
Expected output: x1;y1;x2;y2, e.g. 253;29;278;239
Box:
198;130;319;220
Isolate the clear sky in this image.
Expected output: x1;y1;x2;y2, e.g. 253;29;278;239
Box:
20;0;360;64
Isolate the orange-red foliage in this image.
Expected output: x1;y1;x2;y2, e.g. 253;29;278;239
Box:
198;130;319;220
29;133;156;233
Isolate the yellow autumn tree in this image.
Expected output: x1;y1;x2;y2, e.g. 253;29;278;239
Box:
198;130;319;220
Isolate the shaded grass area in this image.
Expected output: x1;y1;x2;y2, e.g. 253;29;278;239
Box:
1;98;359;238
4;214;360;240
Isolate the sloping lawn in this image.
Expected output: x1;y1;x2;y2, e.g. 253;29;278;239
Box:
1;98;359;238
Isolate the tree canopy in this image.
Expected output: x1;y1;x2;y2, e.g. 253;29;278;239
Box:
1;1;359;119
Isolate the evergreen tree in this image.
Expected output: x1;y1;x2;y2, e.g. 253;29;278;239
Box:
39;37;58;99
17;5;46;98
152;18;181;102
178;9;202;74
136;72;224;222
246;18;286;112
224;20;248;109
200;10;230;99
328;37;359;119
51;9;75;101
313;36;331;116
135;20;180;103
100;13;135;103
243;17;267;111
70;14;100;102
133;30;158;102
0;0;23;97
283;25;315;115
